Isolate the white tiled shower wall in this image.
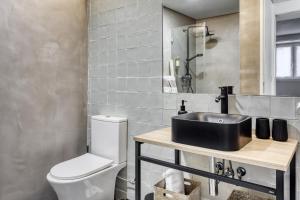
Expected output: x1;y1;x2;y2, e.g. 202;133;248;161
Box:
88;0;300;199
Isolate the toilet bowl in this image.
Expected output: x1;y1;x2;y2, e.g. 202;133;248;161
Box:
47;115;127;200
47;154;126;200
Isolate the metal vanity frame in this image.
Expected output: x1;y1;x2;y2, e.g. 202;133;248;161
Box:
135;141;296;200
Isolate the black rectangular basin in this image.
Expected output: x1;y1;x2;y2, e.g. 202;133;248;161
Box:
172;112;252;151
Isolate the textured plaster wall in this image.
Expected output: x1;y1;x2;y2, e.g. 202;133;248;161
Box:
0;0;88;200
88;0;300;200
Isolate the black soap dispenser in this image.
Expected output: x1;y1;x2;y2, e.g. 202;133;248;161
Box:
178;100;188;115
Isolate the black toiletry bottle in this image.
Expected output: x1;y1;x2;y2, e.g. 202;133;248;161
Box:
178;100;188;115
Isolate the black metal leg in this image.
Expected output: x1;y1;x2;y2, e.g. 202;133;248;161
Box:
135;142;142;200
175;150;180;165
290;154;296;200
276;170;284;200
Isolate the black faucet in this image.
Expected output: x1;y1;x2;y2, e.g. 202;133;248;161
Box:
215;86;233;114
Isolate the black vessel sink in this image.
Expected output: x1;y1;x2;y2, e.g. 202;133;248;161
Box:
172;112;252;151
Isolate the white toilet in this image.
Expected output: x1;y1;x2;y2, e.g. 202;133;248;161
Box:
47;115;127;200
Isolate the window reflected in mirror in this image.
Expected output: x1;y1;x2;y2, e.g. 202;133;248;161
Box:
276;16;300;97
276;46;292;78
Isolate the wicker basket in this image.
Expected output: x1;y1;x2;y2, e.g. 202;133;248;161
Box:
154;178;201;200
228;190;273;200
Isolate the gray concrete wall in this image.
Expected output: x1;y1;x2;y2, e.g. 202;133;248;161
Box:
88;0;300;199
0;0;88;200
196;13;240;94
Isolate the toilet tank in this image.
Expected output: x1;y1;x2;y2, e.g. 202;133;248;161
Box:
91;115;127;164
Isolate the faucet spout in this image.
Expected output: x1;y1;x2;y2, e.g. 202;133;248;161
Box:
215;86;233;114
215;95;225;103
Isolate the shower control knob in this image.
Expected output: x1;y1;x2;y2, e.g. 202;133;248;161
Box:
237;167;246;180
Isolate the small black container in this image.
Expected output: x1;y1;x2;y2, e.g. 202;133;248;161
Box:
256;118;270;139
272;119;288;142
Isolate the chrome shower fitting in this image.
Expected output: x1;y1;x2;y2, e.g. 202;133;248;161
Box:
224;160;235;179
182;25;204;93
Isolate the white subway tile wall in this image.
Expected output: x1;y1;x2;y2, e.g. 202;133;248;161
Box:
88;0;300;199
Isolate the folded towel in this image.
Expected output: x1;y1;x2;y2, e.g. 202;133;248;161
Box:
162;169;184;194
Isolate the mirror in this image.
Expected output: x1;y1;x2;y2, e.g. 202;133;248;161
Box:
163;0;240;94
162;0;300;97
275;12;300;97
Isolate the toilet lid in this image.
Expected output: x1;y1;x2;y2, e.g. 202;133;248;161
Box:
50;153;113;180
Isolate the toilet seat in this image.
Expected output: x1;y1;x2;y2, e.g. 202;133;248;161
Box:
50;153;113;180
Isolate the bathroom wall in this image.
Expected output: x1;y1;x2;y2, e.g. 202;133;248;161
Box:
88;0;300;199
196;13;240;94
0;0;88;200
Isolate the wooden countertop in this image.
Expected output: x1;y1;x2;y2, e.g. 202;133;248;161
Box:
134;128;298;171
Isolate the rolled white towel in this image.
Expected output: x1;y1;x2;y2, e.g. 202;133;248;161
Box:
162;169;184;194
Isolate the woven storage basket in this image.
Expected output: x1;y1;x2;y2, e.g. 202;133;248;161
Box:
154;178;201;200
228;190;273;200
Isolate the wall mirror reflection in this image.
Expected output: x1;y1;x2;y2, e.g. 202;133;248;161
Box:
162;0;300;97
163;0;240;94
276;12;300;97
